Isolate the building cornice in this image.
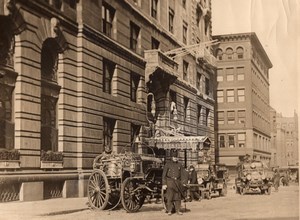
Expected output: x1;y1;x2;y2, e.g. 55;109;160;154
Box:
213;32;273;69
17;0;78;34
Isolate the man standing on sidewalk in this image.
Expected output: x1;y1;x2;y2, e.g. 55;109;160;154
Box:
273;169;280;192
162;150;185;216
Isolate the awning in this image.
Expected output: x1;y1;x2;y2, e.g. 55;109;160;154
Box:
149;135;211;151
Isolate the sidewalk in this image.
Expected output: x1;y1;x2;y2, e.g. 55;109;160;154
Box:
0;197;89;220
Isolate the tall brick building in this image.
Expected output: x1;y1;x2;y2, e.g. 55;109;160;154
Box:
213;32;273;172
0;0;216;202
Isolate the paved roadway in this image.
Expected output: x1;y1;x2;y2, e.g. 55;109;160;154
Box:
0;184;298;220
46;185;299;220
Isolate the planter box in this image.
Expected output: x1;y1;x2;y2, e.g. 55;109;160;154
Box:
0;160;20;170
41;161;63;169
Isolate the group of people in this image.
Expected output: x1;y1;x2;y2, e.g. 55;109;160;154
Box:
162;150;201;216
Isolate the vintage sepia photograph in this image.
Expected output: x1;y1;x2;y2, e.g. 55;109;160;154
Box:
0;0;299;219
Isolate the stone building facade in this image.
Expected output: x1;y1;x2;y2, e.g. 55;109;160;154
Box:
213;32;273;171
0;0;216;202
271;111;299;167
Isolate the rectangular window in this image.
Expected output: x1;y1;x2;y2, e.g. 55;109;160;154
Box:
183;60;188;81
103;59;115;94
103;117;116;152
197;105;202;124
130;21;140;52
53;0;62;10
217;90;224;103
226;74;234;81
130;72;140;102
227;111;235;124
205;108;210;126
151;37;160;49
226;68;234;81
237;67;245;80
151;0;158;19
228;134;235;148
226;89;234;102
238;110;246;124
69;0;76;9
238;89;245;102
131;124;140;153
238;133;246;148
205;77;210;95
169;8;174;33
183;22;187;44
102;2;115;37
219;135;225;148
170;90;177;104
196;72;201;90
217;111;224;125
217;75;223;82
183;97;189;120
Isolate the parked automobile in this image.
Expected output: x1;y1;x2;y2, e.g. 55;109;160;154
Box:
195;163;214;199
211;163;228;197
235;160;273;195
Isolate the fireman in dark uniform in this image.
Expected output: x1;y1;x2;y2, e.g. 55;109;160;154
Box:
188;165;201;201
162;150;185;215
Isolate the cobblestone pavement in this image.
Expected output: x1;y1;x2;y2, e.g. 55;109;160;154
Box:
0;184;298;220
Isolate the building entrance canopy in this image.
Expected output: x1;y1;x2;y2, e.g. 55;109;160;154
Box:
149;135;211;151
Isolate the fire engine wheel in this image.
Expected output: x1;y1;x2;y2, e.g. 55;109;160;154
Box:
121;177;144;213
87;170;109;210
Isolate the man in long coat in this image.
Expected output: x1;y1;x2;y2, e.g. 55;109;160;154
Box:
188;165;201;201
162;150;185;215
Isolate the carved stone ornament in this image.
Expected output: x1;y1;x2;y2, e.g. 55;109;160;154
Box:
51;17;60;38
0;0;25;68
4;0;15;16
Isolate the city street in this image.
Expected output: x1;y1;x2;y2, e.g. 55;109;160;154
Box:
1;184;298;220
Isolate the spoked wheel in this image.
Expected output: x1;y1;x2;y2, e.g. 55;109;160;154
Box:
87;170;109;210
121;177;144;213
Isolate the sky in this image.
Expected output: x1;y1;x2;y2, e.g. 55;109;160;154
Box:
211;0;300;117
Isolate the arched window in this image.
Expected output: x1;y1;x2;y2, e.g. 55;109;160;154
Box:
225;48;233;60
40;38;60;152
216;48;223;60
237;47;244;59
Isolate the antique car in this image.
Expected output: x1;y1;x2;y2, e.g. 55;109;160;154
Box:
87;151;163;212
195;163;214;199
211;163;228;197
235;160;273;195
